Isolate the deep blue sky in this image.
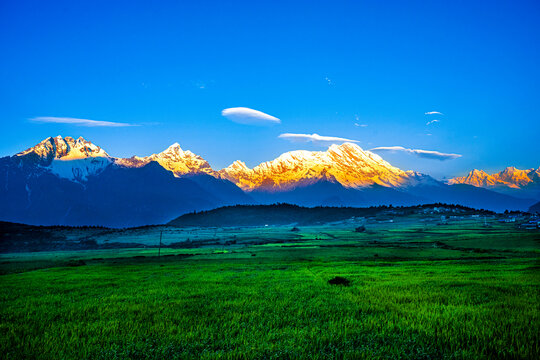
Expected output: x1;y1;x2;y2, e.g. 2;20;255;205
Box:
1;0;539;179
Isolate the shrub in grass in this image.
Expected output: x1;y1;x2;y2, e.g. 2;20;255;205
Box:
65;260;86;267
355;225;366;232
328;276;350;286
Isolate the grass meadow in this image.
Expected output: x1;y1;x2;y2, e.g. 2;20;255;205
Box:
0;219;539;359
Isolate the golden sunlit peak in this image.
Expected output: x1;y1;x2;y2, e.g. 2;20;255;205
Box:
329;142;363;150
218;141;421;192
17;135;109;160
227;160;250;170
164;142;183;152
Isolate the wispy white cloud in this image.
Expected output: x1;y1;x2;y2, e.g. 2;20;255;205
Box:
193;79;213;89
325;76;332;85
279;133;358;144
369;146;461;161
354;115;367;127
31;116;136;127
425;111;443;115
222;107;280;125
426;119;440;125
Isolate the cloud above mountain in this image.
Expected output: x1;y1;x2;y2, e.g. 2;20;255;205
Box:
279;133;359;144
222;107;280;125
31;116;136;127
370;146;461;161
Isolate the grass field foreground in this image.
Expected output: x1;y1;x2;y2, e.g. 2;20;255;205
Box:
1;221;539;359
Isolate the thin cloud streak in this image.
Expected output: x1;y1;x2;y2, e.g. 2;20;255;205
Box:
370;146;461;161
354;123;368;127
426;119;440;125
279;133;359;144
425;111;443;115
31;117;137;127
222;107;280;125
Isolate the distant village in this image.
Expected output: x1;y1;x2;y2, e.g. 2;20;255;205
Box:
350;204;540;230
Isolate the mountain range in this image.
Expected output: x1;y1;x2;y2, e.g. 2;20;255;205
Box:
0;136;537;227
448;167;540;199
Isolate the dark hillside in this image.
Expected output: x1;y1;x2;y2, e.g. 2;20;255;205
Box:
168;203;489;227
529;200;540;213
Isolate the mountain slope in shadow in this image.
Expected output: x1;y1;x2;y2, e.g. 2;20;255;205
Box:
0;160;252;227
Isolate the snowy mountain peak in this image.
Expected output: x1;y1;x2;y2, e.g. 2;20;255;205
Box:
328;142;362;153
17;136;109;163
226;160;250;171
14;136;112;182
116;142;216;177
162;142;183;154
500;166;516;174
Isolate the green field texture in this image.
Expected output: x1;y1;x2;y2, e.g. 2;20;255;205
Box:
1;220;539;359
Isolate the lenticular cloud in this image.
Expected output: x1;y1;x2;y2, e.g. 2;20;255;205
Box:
370;146;461;161
279;133;359;144
222;107;281;125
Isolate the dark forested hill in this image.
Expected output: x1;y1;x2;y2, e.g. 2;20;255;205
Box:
168;203;489;227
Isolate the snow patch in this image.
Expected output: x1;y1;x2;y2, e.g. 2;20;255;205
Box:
50;157;111;182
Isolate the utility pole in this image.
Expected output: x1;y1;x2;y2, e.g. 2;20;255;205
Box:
158;230;163;257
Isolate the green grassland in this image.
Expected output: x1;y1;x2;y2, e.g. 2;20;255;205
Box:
1;217;539;359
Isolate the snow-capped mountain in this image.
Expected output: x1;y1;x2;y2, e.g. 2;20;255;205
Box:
115;143;216;176
448;167;540;189
17;136;217;181
218;143;431;192
16;136;112;182
16;137;432;191
1;136;536;226
1;136;250;227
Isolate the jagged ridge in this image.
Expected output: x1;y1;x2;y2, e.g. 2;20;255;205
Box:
16;137;430;191
114;143;216;177
218;143;430;192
